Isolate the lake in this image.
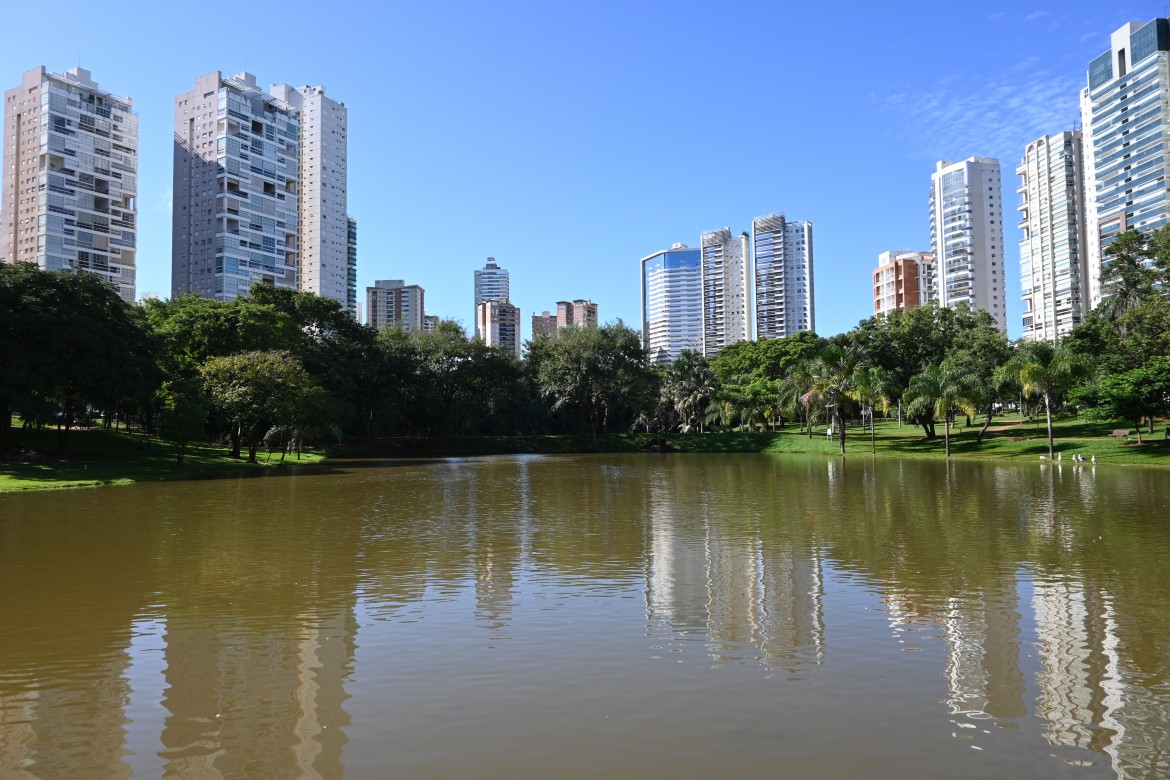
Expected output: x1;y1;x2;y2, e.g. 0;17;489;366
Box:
2;454;1169;778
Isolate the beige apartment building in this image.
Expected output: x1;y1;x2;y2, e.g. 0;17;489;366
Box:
557;299;599;329
477;299;521;358
366;279;425;331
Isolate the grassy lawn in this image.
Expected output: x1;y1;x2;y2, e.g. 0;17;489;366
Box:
336;413;1170;466
0;425;325;493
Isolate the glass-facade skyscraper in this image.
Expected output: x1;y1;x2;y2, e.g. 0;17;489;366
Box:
640;244;703;364
1081;19;1170;309
753;213;814;339
473;257;509;338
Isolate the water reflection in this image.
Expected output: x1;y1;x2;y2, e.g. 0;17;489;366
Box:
1;455;1169;777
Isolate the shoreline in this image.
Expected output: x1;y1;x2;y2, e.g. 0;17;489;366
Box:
5;417;1168;494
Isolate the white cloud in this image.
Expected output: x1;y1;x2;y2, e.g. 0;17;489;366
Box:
879;66;1082;165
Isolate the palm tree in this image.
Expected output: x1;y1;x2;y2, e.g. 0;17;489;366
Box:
905;361;978;457
998;341;1088;459
801;343;865;454
850;365;895;454
663;350;717;433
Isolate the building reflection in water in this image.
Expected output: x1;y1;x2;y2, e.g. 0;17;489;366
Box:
644;461;824;671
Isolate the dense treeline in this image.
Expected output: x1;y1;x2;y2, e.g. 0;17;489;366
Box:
2;225;1169;462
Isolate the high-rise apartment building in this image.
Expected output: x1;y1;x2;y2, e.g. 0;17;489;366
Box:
873;251;933;316
532;310;557;338
640;243;703;364
2;67;138;302
269;84;349;310
473;257;509;338
172;72;299;300
1017;132;1087;342
422;315;440;332
476;299;521;358
172;72;351;308
346;216;358;316
366;279;425;331
753;214;814;339
929;157;1007;330
700;228;752;356
1081;19;1170;309
556;299;598;329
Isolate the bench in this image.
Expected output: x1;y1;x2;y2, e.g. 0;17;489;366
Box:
1111;428;1132;441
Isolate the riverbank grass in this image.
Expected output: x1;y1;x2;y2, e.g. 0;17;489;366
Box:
0;425;325;492
340;413;1170;466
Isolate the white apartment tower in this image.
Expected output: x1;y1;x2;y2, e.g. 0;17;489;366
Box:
752;214;814;339
172;72;351;307
172;72;300;300
2;67;138;302
640;243;703;364
366;279;425;331
929;158;1007;330
700;227;752;356
269;83;350;311
1017;132;1087;342
1080;19;1170;309
473;257;509;337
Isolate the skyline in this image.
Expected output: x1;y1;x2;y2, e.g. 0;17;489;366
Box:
0;1;1147;341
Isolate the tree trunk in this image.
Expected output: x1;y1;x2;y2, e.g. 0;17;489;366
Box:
1135;419;1144;444
944;412;951;457
976;405;994;445
229;423;242;459
836;408;846;455
870;409;876;454
0;401;9;456
177;442;186;466
1043;392;1054;459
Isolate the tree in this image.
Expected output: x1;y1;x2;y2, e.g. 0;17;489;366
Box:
844;302;993;419
0;264;160;453
200;350;326;462
849;366;896;454
158;378;209;465
949;324;1012;444
662;351;718;432
527;323;650;448
998;341;1088;459
1076;357;1170;443
1098;229;1157;323
801;343;864;454
904;360;978;457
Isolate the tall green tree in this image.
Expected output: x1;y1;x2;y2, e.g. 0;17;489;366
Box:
904;360;978;457
1098;229;1157;323
998;341;1088;459
200;350;326;462
801;343;865;454
662;350;718;432
527;323;649;448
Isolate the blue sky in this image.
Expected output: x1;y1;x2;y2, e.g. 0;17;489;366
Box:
0;0;1146;341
